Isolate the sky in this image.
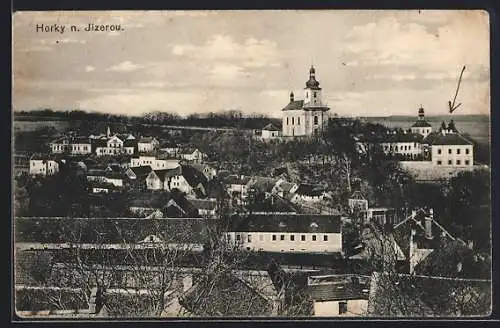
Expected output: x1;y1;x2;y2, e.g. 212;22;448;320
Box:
12;10;490;118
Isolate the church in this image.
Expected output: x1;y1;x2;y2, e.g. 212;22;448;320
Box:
281;66;330;137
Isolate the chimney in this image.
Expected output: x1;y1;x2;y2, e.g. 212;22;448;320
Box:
424;208;433;239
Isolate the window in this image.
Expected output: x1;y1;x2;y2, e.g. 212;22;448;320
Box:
339;301;348;314
465;160;470;165
297;117;300;125
272;235;277;241
306;92;309;98
448;160;452;165
248;234;252;243
290;235;295;241
314;91;317;98
448;148;452;154
437;148;442;155
437;160;442;165
287;117;289;125
236;234;241;241
323;235;328;241
457;148;461;155
292;117;295;125
314;116;319;125
301;235;306;241
259;235;264;241
312;235;317;241
456;160;461;165
280;235;285;241
466;148;470;155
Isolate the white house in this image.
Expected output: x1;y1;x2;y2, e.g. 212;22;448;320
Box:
130;156;180;170
308;275;371;317
180;148;206;163
189;163;217;181
29;154;60;176
348;191;369;213
282;66;330;137
93;127;136;156
86;170;125;188
50;136;92;155
225;213;342;254
424;123;474;168
260;123;281;140
137;136;160;153
187;198;218;218
224;175;252;203
146;169;168;190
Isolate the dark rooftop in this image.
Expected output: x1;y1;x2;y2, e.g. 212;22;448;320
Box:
282;100;305;111
294;183;325;197
307;274;371;302
227;213;342;233
423;132;473;146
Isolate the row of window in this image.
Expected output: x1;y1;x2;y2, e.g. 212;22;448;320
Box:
436;148;470;155
286;116;320;126
436;159;470;166
384;144;418;152
53;145;89;151
235;233;330;242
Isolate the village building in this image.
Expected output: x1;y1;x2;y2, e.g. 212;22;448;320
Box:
225;213;342;254
307;274;371;316
282;66;330;137
423;121;474;168
179;147;206;163
224;175;252;204
259;123;281;140
92;127;136;156
348;191;369;213
410;106;433;138
145;165;208;196
29;154;60;176
130;155;180;170
86;169;125;188
186;198;218;218
50;136;92;155
272;180;299;198
290;183;327;203
188;163;217;181
137;136;160;153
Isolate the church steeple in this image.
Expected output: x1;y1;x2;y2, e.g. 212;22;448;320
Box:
305;65;321;90
418;105;425;120
290;91;294;102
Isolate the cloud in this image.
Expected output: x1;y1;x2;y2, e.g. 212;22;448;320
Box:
84;65;95;72
209;64;250;81
170;34;283;68
106;61;143;72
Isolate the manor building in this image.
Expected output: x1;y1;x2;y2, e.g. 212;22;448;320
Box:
282;66;330;137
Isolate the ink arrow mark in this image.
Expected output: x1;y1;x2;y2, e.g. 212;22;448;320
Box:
448;65;466;113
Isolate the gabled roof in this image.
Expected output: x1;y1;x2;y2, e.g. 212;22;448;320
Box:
367;271;491;317
249;176;279;193
138;136;157;144
92;139;108;148
150;169;169;182
282;100;305;111
262;123;280;131
179;272;273;316
128;166;152;179
423;132;473;146
228;213;342;233
275;181;296;194
294;183;325;197
307;274;371;302
30;153;54;161
165;165;183;178
123;139;137;147
181;165;208;188
349;190;367;201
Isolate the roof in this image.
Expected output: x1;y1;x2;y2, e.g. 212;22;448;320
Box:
181;165;208;188
106;164;122;173
129;191;169;208
307;275;371;302
92;139;108;147
249;177;279;193
15;217;214;244
224;174;251;185
86;169;107;177
349;190;367;201
360;132;424;144
262;123;280;131
30;153;55;161
275;181;296;194
15;286;89;312
247;194;299;213
282;100;305;111
165;165;183;178
412;120;433;128
150;169;169;182
187;198;217;211
180;147;199;155
367;271;491;317
423;132;473;146
227;213;342;233
123;139;137;147
294;183;325;197
179;272;274;316
415;240;491;279
138;136;156;143
127;166;152;178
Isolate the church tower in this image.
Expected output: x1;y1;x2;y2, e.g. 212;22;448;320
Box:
304;66;323;107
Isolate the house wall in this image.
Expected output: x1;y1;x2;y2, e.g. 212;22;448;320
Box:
168;175;192;194
146;174;163;190
30;160;59;176
228;184;249;200
411;127;432;138
313;299;368;317
261;130;280;139
226;231;342;253
282;111;306;137
292;193;324;203
138;142;155;153
105;178;123;187
431;144;474;167
380;141;423;157
348;199;369;212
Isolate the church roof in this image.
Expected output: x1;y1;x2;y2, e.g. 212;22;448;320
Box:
412;120;432;128
282;100;305;111
262;123;280;131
